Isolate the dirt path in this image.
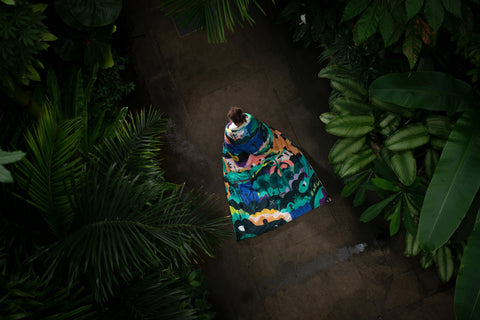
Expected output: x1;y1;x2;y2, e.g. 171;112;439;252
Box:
120;1;455;319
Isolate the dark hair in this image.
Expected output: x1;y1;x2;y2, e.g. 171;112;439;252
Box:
227;107;247;126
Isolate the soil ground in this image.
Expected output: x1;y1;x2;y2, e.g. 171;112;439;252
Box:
119;1;455;319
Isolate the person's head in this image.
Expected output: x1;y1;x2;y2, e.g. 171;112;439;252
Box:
227;107;247;126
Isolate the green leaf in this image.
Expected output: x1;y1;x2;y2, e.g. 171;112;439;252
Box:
424;148;439;179
317;65;351;80
329;136;367;164
333;97;372;115
455;218;480;319
356;2;379;44
372;177;398;191
15;106;82;237
354;186;367;206
68;0;122;27
403;25;423;69
435;245;454;282
1;0;15;5
369;72;474;112
0;149;26;165
390;200;402;236
442;0;461;17
390;151;417;186
341;171;369;197
341;0;372;23
319;112;339;125
0;165;13;183
406;0;424;20
425;0;444;32
385;124;430;152
379;10;395;47
403;196;418;235
418;110;480;251
426;115;453;139
40;32;58;42
360;194;398;222
326;114;375;137
338;149;376;178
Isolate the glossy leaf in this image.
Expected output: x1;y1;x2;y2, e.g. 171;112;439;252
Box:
326;114;375;137
418;110;480;251
372;177;398;191
455;217;480;320
360;194;398;222
338;149;376;178
390;199;402;236
329;136;366;164
385;124;430;152
390;151;417;186
341;171;369;197
369;72;474;112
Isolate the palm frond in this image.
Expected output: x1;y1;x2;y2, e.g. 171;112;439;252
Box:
93;107;167;180
14;104;83;238
159;0;266;43
43;163;228;303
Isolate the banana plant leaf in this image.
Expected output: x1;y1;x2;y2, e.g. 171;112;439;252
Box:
369;71;474;112
455;214;480;320
418;110;480;251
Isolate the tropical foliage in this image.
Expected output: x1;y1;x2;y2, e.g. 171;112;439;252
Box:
1;0;229;318
311;1;480;318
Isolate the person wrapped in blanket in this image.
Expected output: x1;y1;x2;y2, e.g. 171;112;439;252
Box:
222;107;331;241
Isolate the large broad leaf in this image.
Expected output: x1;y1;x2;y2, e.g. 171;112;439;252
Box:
326;114;375;137
369;72;474;112
418;110;480;251
455;216;480;320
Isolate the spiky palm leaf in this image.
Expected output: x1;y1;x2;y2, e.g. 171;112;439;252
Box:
159;0;266;43
93;107;167;181
43;165;228;302
15;105;83;238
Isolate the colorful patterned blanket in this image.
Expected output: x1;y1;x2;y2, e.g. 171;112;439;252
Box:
222;113;329;241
